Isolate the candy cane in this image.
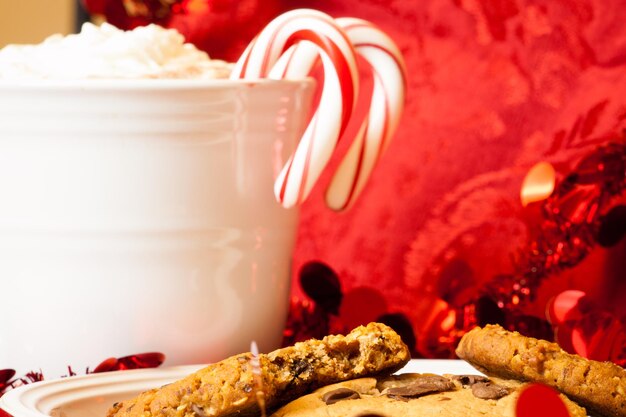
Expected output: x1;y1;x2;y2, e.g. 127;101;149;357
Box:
267;18;406;210
268;24;406;210
231;9;360;208
324;18;407;211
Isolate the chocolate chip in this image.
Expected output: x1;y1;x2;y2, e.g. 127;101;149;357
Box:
452;375;490;386
354;414;388;417
355;414;388;417
322;388;361;405
471;382;510;400
384;375;455;398
271;356;285;367
191;404;208;417
291;359;311;377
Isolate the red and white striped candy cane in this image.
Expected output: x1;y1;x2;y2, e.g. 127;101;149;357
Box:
268;17;406;210
324;18;407;211
231;9;360;208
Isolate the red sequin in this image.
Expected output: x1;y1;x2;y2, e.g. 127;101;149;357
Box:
515;384;571;417
547;290;626;366
92;352;165;373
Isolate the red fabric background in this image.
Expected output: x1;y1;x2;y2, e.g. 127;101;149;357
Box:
285;0;626;354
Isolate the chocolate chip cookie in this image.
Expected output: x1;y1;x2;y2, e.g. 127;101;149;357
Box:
270;373;587;417
456;324;626;417
107;322;410;417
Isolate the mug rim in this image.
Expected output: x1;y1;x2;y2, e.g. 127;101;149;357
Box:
0;76;315;91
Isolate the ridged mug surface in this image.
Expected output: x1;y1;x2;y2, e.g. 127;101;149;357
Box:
0;78;314;377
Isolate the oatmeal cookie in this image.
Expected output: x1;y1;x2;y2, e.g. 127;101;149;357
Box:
270;373;587;417
456;324;626;417
107;322;410;417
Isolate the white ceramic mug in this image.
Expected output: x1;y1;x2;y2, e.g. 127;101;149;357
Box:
0;78;314;377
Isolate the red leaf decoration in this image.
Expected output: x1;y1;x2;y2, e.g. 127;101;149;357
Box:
516;383;571;417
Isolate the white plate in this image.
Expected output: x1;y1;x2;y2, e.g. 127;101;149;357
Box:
0;360;481;417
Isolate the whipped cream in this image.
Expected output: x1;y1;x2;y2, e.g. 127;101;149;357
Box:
0;23;233;80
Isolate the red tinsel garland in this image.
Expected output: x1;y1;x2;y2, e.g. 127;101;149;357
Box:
487;140;626;311
423;135;626;364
